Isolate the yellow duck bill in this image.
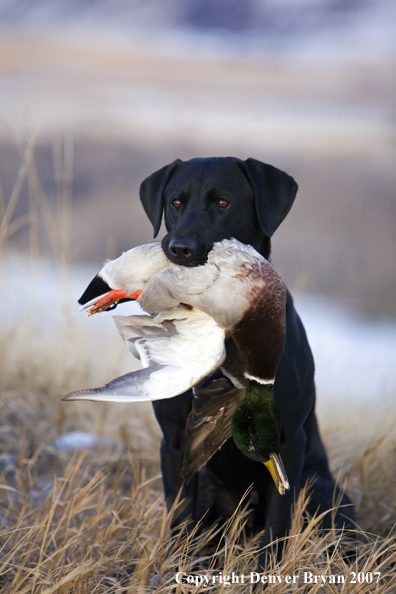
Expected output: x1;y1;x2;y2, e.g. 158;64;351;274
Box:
264;453;290;496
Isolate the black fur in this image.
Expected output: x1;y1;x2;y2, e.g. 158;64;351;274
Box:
139;156;354;567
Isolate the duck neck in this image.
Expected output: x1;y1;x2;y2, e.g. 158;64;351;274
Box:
231;304;285;383
230;263;286;383
244;380;275;409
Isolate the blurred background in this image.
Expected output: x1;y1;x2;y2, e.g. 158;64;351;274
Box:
1;8;396;583
0;0;395;404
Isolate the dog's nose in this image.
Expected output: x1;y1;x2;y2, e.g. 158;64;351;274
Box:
168;237;197;262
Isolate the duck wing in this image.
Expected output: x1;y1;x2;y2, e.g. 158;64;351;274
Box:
62;366;170;402
112;313;176;364
182;373;245;483
63;309;226;403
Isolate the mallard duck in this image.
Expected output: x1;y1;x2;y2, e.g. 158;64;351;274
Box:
63;239;289;494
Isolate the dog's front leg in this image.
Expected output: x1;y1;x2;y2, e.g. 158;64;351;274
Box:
257;427;306;569
152;391;198;530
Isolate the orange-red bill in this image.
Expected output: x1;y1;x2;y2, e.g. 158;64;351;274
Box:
88;289;142;316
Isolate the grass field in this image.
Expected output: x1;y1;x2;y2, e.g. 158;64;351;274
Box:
1;143;396;592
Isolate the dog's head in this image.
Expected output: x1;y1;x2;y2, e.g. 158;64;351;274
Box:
140;157;297;266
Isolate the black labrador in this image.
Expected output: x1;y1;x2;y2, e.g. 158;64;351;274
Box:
139;156;354;566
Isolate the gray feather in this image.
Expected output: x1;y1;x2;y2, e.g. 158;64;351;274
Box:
62;366;167;403
182;376;245;483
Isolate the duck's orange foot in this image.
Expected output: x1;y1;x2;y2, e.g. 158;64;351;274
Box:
88;289;142;316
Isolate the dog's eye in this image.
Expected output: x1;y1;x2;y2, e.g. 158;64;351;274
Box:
217;199;229;209
172;199;182;209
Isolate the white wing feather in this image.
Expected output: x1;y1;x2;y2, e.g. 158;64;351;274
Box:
63;308;226;403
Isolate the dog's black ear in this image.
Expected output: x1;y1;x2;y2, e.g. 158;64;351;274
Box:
243;158;298;237
139;160;182;238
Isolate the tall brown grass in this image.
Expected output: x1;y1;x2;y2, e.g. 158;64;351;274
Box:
0;139;395;592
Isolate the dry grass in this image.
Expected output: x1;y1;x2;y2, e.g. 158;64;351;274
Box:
1;140;396;592
1;380;396;593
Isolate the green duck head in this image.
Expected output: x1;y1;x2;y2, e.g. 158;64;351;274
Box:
231;381;290;495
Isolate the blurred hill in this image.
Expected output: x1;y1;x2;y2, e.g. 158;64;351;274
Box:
0;0;394;54
0;0;395;316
